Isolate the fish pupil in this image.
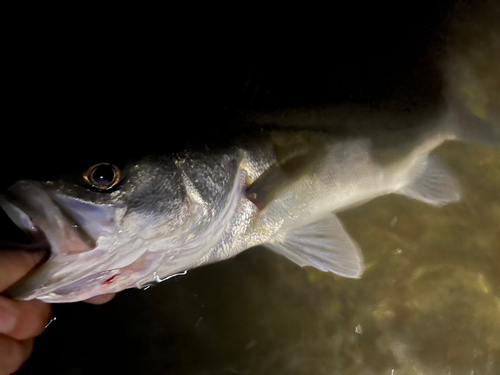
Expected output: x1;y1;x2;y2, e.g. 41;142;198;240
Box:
92;165;115;186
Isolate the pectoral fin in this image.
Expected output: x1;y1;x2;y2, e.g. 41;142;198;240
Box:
265;214;364;278
397;155;461;207
246;133;331;210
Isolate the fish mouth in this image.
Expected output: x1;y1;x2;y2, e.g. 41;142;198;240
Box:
0;181;119;301
1;181;192;303
0;197;50;253
0;181;97;255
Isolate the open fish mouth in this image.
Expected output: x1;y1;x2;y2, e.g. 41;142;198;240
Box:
0;181;120;301
0;180;187;303
0;196;50;253
0;181;97;255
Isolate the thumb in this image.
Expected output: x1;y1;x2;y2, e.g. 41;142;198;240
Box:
0;250;48;292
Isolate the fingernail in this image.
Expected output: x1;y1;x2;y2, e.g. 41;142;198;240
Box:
0;301;17;334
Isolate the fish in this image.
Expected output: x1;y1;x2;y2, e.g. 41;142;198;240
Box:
1;98;499;303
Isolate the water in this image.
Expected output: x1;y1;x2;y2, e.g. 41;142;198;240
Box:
8;1;500;374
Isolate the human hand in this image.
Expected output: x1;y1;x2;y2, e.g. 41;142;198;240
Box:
0;251;51;375
0;249;116;374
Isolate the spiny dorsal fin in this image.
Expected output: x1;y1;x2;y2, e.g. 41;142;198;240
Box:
265;214;364;278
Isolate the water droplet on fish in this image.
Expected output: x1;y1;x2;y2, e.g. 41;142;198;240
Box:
45;316;57;329
135;280;156;290
152;270;187;283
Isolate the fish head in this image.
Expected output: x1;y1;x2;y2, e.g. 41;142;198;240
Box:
0;156;211;302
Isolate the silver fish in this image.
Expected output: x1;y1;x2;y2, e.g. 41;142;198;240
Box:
1;100;498;302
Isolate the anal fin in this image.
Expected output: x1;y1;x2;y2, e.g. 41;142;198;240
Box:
265;214;364;278
397;155;461;207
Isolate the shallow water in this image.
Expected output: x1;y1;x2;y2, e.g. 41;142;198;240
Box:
7;2;500;374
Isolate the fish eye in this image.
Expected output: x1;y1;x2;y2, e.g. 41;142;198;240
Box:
84;163;122;191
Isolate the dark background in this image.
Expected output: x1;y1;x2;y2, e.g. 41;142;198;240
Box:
3;1;459;174
1;1;484;374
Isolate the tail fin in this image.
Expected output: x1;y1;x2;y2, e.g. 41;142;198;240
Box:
445;95;500;147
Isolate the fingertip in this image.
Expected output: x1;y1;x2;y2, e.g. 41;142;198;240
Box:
84;293;116;305
0;250;48;291
22;338;34;361
3;298;52;341
0;335;33;375
22;300;52;338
